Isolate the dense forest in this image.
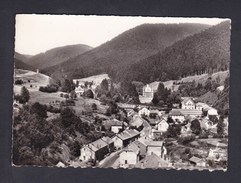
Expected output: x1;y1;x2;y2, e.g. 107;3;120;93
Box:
43;23;210;79
111;21;230;83
22;44;92;70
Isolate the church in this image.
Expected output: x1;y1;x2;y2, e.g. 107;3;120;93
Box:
139;84;155;104
142;84;154;98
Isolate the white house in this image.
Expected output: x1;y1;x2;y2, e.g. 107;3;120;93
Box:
181;97;195;110
156;118;169;133
110;120;123;134
169;109;185;122
75;85;85;97
119;143;140;168
208;108;218;116
138;107;150;117
147;141;167;158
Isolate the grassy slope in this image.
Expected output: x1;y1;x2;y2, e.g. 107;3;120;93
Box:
147;71;228;91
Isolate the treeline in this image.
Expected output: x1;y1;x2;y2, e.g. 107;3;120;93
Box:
178;76;220;98
111;21;230;83
213;76;229;116
96;79;139;105
39;75;75;93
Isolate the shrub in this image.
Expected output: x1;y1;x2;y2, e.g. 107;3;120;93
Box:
15;79;23;85
39;84;58;93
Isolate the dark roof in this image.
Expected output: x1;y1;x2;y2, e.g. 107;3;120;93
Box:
189;156;203;164
122;143;140;154
117;129;140;141
169;109;184;116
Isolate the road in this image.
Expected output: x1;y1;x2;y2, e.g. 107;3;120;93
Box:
98;150;122;168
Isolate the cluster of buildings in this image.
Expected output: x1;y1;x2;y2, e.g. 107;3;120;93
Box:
79;122;170;168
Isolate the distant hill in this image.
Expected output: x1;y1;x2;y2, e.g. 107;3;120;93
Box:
25;44;92;70
44;23;210;79
114;21;230;83
14;58;36;71
15;52;32;64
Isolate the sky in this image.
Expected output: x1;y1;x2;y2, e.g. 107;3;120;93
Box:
15;15;228;55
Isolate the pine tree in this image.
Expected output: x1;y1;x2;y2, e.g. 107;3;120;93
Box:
100;79;109;91
20;86;30;104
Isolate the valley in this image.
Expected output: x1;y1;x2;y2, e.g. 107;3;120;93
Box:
12;19;230;171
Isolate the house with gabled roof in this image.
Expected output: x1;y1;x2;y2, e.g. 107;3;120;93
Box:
119;143;140;168
113;129;140;149
169;109;185;122
133;136;152;158
135;153;169;169
138;107;150;117
181;97;195;110
79;136;114;162
147;141;167;158
156;118;169;133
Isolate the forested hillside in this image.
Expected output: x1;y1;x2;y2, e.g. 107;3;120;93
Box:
26;44;92;69
14;58;36;71
113;21;230;83
44;23;210;79
15;52;32;64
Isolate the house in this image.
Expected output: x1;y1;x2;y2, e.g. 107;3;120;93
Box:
110;120;123;134
133;136;152;158
149;109;159;118
195;103;203;110
169;109;185;122
208;108;218;116
181;97;195;110
79;136;114;162
113;129;140;149
156;118;169;133
135;154;169;169
56;161;66;168
119;143;140;168
102;119;123;133
130;115;144;128
147;141;167;158
138;107;150;117
75;85;85;97
189;156;206;167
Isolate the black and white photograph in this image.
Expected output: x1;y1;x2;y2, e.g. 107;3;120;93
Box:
12;15;230;171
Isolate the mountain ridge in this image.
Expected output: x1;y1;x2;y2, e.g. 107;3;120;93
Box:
24;44;93;70
113;21;230;83
43;23;211;79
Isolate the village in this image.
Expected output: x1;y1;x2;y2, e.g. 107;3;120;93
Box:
12;69;228;170
53;77;228;170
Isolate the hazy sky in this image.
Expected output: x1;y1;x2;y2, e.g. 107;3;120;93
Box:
15;15;228;55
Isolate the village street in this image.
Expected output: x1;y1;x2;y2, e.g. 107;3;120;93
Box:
98;149;122;168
